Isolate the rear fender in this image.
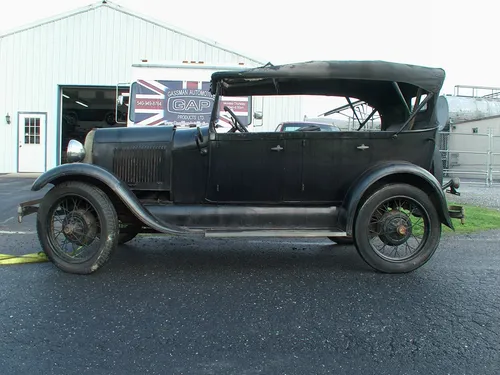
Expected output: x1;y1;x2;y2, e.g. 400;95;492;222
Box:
340;161;454;235
31;163;203;237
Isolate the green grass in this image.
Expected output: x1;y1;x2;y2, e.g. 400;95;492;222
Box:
444;202;500;235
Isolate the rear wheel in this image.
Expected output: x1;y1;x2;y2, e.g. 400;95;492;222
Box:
353;183;441;273
36;181;119;274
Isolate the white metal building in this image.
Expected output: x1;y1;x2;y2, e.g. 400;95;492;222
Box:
0;0;303;174
437;92;500;183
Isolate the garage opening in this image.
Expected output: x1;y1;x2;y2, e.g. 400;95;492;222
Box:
60;86;129;164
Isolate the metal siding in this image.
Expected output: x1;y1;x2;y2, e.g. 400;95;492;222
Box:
0;36;18;171
0;5;292;173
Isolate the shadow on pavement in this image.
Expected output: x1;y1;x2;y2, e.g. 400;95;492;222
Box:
103;237;373;276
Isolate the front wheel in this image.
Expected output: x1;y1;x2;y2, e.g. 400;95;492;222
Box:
353;183;442;273
36;181;119;274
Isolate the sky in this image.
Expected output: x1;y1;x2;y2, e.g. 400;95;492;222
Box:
1;0;499;98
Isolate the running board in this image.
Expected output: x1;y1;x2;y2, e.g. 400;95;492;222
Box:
205;230;347;238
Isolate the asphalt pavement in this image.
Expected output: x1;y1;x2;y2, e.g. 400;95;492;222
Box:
0;176;499;375
0;175;50;232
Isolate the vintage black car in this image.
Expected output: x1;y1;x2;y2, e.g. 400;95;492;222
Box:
18;60;463;275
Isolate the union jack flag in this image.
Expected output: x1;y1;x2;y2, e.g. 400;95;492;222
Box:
131;79;249;127
132;80;211;126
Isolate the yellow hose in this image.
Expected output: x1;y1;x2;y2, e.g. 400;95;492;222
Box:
0;252;49;265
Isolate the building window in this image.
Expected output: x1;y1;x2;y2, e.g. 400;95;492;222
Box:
472;127;478;134
24;117;41;144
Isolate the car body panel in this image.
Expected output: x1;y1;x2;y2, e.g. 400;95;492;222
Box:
92;125;175;191
300;128;436;203
145;204;342;231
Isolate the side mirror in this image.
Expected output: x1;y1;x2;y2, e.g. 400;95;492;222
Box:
117;95;124;106
253;111;263;120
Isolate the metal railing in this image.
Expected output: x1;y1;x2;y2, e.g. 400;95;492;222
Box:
454;84;500;98
491;135;500;185
440;129;500;186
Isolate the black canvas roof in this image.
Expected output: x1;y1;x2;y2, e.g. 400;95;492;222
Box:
210;60;446;97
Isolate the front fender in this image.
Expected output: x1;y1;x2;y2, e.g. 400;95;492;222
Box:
32;163;203;237
340;161;454;235
32;163;120;192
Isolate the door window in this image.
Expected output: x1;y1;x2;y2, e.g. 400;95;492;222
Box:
24;117;41;144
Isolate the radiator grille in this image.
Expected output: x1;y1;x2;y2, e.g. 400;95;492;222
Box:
112;145;167;185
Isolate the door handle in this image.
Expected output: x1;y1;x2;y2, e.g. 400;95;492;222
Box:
357;144;369;150
271;145;284;152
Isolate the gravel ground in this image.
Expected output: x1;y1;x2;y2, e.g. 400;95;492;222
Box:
446;180;500;211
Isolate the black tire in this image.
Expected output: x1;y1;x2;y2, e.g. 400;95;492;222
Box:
36;181;119;275
328;236;354;245
353;183;442;273
104;111;117;125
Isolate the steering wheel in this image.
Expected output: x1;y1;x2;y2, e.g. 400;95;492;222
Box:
224;105;248;133
218;113;238;133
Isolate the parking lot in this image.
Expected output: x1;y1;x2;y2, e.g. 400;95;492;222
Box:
1;175;499;374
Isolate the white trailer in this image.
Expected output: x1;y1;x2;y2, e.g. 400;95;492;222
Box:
115;60;304;132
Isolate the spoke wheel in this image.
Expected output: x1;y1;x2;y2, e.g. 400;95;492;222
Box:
354;183;441;273
49;198;101;263
37;181;119;274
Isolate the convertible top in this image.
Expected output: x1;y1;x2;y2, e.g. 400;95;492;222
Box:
210;60;446;97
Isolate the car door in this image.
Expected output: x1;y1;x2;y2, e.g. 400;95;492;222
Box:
205;131;286;203
301;129;436;203
301;132;375;203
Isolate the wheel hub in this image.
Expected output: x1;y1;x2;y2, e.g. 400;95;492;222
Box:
62;209;97;246
378;210;412;246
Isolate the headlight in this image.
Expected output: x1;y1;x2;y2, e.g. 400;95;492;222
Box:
66;139;86;163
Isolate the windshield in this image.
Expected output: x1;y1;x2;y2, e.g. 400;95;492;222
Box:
129;79;251;127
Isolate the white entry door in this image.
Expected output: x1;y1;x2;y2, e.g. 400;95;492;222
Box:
18;113;46;173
